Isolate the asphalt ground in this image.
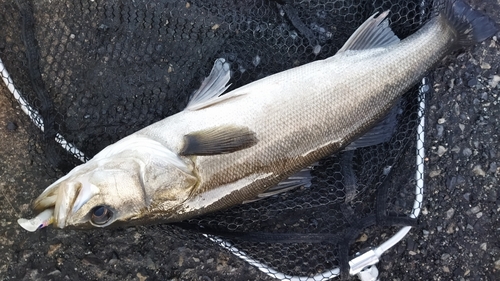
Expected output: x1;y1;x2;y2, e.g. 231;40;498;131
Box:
0;0;499;280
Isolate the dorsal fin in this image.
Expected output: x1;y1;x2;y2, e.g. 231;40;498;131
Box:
337;10;400;53
186;58;232;110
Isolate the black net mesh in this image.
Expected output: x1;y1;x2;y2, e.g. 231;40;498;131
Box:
179;84;426;278
0;0;430;279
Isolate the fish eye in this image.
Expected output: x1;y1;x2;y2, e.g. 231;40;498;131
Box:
90;206;113;225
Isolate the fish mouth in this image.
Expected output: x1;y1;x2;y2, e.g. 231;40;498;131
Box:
53;180;81;228
19;176;100;231
17;208;54;232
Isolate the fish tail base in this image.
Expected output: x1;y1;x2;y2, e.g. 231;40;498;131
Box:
441;0;498;46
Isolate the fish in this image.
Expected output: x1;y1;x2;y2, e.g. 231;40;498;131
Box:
18;0;497;231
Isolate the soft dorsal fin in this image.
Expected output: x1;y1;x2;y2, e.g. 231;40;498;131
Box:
180;125;258;156
186;58;232;110
337;10;400;53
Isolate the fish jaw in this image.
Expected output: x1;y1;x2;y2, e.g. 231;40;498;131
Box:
30;157;100;227
53;178;101;228
30;165;104;229
54;180;81;228
26;135;198;230
22;179;99;230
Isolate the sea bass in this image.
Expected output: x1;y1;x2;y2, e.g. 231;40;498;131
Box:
19;0;497;231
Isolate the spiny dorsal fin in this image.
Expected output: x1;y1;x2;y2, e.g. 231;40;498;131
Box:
186;58;232;110
337;10;400;53
180;125;258;156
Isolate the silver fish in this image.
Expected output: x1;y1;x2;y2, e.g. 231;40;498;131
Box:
19;0;497;231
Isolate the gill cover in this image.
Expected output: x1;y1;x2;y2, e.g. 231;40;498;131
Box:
26;135;197;229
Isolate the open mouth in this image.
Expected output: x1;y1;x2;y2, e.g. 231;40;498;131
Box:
18;178;99;231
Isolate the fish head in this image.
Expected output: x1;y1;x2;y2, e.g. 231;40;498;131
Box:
30;136;197;230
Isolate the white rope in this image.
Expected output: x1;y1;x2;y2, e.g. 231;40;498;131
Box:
0;54;426;280
0;57;88;162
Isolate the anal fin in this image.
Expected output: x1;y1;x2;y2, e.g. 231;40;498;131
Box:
344;99;401;150
243;166;314;204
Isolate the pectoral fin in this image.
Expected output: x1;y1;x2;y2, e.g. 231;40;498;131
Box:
180;126;258;156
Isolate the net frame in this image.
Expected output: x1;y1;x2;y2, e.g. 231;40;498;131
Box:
0;1;431;279
0;52;426;281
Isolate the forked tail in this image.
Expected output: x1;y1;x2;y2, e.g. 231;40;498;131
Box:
441;0;498;46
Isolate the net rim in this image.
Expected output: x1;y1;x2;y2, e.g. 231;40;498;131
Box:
0;54;425;280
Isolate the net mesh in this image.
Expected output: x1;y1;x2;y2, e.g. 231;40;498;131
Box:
0;0;429;279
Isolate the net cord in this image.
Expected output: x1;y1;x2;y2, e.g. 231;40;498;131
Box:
0;55;426;281
0;57;87;162
0;56;426;279
207;78;426;280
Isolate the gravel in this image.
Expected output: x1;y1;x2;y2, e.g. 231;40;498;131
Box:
1;0;499;280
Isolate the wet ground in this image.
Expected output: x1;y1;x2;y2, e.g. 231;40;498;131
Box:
1;0;499;280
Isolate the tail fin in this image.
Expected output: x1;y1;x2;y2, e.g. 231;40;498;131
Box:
441;0;498;46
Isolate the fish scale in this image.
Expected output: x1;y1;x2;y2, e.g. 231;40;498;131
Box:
19;0;498;230
136;13;489;221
